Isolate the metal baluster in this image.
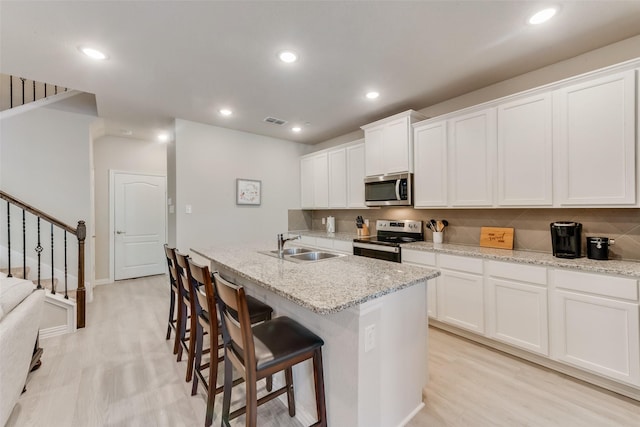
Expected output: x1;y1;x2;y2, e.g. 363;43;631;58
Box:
6;201;12;277
50;224;55;295
23;210;26;279
55;85;58;95
32;80;36;102
44;82;47;98
20;77;25;106
64;231;68;299
35;218;42;289
10;75;13;108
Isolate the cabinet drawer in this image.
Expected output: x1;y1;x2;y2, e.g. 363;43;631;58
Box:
402;249;436;266
487;261;547;285
554;269;638;301
333;239;353;254
438;254;483;274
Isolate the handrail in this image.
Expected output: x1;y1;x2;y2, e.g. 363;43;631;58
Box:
0;191;76;234
1;189;86;328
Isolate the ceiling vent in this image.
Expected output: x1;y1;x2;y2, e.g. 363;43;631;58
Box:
264;116;287;126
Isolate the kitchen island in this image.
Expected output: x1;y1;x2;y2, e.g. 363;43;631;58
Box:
192;243;439;427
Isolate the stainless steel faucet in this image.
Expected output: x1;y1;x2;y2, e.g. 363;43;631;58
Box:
277;233;300;258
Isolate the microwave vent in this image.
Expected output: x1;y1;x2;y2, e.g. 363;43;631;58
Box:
264;116;287;126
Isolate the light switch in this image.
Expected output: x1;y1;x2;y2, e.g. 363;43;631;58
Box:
185;204;192;214
169;205;175;214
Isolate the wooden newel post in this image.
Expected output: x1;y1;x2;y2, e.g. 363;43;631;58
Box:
76;220;86;329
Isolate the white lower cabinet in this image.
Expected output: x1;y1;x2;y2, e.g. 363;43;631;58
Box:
436;254;484;333
550;269;640;386
486;261;549;355
402;249;437;317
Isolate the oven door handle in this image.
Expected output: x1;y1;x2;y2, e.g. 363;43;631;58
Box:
353;242;400;253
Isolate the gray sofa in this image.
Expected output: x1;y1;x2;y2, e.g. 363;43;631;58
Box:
0;274;44;426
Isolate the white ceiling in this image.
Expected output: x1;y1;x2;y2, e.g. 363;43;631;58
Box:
2;1;640;144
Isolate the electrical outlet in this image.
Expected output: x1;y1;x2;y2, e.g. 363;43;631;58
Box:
322;217;326;225
364;219;369;227
364;324;376;352
185;204;192;214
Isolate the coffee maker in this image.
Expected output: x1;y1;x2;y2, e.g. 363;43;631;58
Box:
550;222;582;258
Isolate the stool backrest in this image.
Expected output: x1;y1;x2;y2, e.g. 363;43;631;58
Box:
187;259;217;328
163;244;178;289
212;272;256;372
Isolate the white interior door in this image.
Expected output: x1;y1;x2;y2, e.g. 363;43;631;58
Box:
113;172;166;280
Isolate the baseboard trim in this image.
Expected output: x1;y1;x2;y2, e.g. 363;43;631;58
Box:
94;278;112;286
40;324;72;339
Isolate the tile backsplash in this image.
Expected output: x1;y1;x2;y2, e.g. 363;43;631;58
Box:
289;208;640;261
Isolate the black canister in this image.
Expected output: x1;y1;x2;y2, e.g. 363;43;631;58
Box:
586;237;613;260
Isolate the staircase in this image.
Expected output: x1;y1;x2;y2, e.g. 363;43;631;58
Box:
1;191;86;337
0;74;68;111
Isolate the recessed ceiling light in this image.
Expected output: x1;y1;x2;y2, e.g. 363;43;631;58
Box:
292;126;302;133
219;108;233;116
278;51;298;63
366;91;380;100
158;133;170;143
528;7;557;25
79;46;108;60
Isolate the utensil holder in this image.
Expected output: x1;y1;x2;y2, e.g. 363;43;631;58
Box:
433;231;443;244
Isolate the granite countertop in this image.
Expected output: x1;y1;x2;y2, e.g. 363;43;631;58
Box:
402;241;640;278
192;243;439;315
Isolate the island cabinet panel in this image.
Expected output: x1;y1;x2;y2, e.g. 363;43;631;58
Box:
436;254;484;333
402;249;438;318
413;120;448;207
554;69;637;206
497;93;553;206
486;261;549;355
550;269;640;386
449;107;496;207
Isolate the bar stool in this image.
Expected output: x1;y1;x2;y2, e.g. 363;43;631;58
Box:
213;271;327;427
186;258;274;427
163;245;182;356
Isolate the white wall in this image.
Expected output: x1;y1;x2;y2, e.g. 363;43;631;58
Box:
0;97;96;287
174;119;306;252
93;135;167;282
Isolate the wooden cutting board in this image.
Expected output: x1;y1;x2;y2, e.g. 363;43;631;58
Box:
480;227;514;249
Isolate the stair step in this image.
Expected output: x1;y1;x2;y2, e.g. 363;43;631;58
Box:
0;266;31;279
37;278;76;299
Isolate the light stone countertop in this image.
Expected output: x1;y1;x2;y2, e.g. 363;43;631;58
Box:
402;241;640;278
192;243;440;315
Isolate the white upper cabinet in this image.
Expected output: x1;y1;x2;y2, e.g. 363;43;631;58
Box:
300;140;366;210
362;110;426;177
497;93;553;206
346;141;366;208
300;152;328;208
413;120;448;207
554;69;637;206
449;107;496;207
328;148;347;208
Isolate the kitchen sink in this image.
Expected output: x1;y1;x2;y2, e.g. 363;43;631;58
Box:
288;251;344;262
268;248;313;255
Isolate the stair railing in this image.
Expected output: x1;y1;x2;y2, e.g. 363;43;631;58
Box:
6;75;68;109
0;190;86;328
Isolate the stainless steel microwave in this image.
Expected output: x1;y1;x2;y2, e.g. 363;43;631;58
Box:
364;173;412;207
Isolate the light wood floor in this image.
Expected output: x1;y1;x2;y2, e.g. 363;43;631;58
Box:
7;275;640;426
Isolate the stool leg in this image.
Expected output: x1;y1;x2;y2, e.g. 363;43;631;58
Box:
177;302;188;362
204;326;218;427
191;323;203;396
285;367;296;417
167;287;176;340
186;313;198;382
173;296;183;355
312;348;327;427
221;355;233;427
246;372;258;427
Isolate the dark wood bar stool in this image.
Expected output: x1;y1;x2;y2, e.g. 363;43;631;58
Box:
213;272;327;427
187;259;274;427
163;245;182;356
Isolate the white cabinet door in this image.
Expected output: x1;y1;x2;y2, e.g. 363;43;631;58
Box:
554;69;636;206
364;126;384;177
384;116;411;175
328;148;347;208
402;249;437;318
413;120;448;207
497;93;553;206
300;156;314;208
346;142;366;208
313;153;329;207
486;278;549;355
449;108;496;206
437;269;484;333
551;289;640;385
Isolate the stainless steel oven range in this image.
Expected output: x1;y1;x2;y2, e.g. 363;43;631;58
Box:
353;219;424;263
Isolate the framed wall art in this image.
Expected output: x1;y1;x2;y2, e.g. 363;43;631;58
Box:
236;178;261;205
